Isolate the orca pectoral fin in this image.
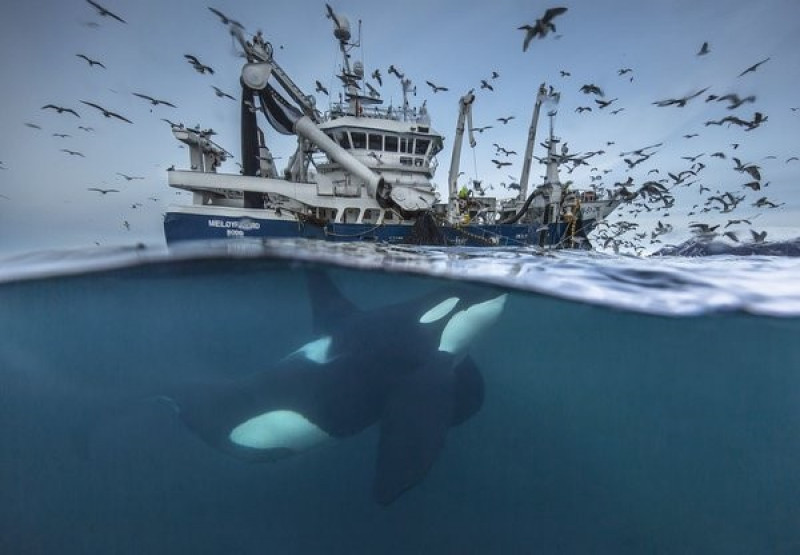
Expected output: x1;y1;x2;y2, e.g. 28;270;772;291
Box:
374;356;455;505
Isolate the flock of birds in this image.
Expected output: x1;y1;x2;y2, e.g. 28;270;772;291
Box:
2;2;797;254
308;4;794;254
4;1;245;235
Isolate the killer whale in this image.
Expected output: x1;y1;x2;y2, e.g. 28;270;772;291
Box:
168;270;506;505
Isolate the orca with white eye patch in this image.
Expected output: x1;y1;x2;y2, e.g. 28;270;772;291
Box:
165;270;506;505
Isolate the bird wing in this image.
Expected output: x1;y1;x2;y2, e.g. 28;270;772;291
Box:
208;7;228;23
133;93;154;102
184;54;199;64
160;100;177;108
542;7;568;23
80;100;105;112
109;111;133;124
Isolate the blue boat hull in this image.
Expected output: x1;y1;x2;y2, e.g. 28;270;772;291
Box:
163;211;596;248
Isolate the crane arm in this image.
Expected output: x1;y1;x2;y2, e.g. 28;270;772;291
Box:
447;91;476;219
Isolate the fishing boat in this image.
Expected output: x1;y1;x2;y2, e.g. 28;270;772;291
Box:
163;6;623;248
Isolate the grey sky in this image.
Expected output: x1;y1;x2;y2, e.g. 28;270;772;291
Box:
1;0;798;255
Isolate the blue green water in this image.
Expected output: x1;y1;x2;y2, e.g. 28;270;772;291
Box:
1;241;799;553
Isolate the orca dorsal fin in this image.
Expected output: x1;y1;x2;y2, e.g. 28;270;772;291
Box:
306;269;360;334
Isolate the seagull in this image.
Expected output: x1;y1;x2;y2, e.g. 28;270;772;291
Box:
87;187;119;194
24;122;42;129
132;93;176;108
750;229;767;243
519;7;568;51
595;97;618;109
388;64;403;79
653;87;709;107
61;149;85;157
207;7;244;30
85;0;126;23
160;118;182;127
212;86;236;100
80;100;133;123
78;126;94;132
52;133;71;138
76;54;105;68
42;104;80;117
117;173;144;181
738;57;770;77
716;93;756;110
184;54;214;75
497;116;515;124
480;80;494;91
371;69;383;86
491;159;512;168
579;84;604;96
697;42;710;56
365;82;379;97
315;80;329;95
425;80;448;93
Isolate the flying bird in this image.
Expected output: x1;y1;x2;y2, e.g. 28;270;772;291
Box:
207;7;244;30
87;187;119;194
497;116;515;124
85;0;126;24
132;93;176;108
80;100;133;123
653;87;709;107
595;97;618;109
716;93;756;110
184;54;215;75
480;80;494;91
425;80;448;93
117;173;143;181
519;7;568;51
371;69;383;86
738;57;770;77
212;86;236;100
697;42;710;56
52;133;71;138
315;80;329;95
579;84;604;96
42;104;80;117
61;149;85;157
76;54;106;68
24;122;42;129
387;65;404;79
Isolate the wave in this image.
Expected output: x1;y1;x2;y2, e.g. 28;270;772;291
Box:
2;238;800;317
652;237;800;257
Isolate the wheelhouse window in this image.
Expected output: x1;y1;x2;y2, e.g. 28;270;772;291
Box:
351;131;366;149
414;139;430;156
399;137;412;154
384;135;398;152
335;131;351;149
368;134;382;151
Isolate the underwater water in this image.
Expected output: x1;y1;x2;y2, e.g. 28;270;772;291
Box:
1;240;799;554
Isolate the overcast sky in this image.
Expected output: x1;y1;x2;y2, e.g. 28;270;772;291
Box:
1;0;798;255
